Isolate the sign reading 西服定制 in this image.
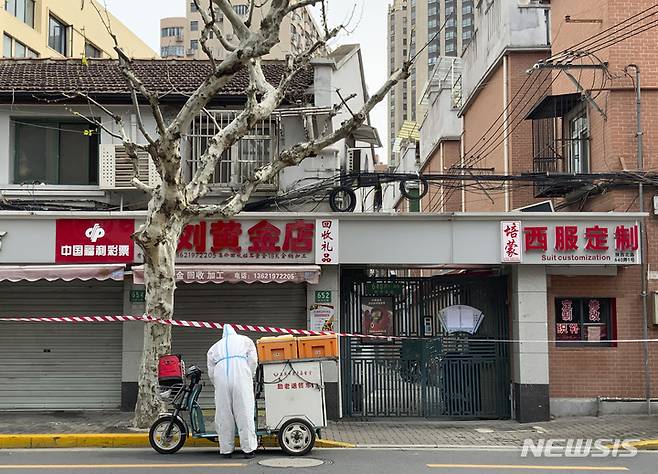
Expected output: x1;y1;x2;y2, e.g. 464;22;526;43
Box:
501;221;641;265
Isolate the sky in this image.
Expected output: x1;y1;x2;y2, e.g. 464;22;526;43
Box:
104;0;390;159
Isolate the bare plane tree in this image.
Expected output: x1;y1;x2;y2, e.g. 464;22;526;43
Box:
83;0;412;427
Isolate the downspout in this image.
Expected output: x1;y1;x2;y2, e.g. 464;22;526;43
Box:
626;64;652;415
503;54;510;212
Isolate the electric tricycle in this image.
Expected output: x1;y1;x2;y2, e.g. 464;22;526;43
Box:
148;355;328;456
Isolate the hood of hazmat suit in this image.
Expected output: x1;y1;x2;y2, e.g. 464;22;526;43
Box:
207;324;258;454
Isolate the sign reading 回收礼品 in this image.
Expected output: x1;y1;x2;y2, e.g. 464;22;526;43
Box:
500;221;641;265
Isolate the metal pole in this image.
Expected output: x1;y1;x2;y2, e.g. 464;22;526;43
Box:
628;64;652;415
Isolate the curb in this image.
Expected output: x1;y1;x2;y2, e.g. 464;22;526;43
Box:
0;434;354;449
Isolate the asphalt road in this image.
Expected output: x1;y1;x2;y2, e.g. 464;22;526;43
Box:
1;447;658;473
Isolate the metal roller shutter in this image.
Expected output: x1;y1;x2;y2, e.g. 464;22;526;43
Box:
0;281;124;409
172;282;307;407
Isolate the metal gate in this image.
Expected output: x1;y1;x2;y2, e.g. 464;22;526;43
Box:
341;274;510;419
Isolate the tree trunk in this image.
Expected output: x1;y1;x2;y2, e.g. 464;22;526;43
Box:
132;219;182;428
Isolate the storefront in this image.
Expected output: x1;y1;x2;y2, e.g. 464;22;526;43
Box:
0;211;652;419
0;217;137;409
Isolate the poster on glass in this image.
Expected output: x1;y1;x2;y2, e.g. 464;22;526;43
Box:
361;296;394;342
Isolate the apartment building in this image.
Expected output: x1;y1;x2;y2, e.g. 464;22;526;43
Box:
160;1;321;60
387;0;474;166
1;0;155;59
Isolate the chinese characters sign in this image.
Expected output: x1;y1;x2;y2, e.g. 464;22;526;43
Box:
501;221;522;263
315;219;338;265
55;219;135;263
177;219;315;264
500;221;640;265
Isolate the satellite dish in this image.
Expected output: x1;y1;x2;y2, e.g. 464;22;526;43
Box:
438;305;485;335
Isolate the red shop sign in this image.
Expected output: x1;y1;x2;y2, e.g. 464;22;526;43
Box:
56;219;135;263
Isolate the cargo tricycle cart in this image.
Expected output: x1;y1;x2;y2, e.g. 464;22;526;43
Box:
149;355;331;456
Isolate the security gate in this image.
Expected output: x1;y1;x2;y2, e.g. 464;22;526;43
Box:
341;274;510;419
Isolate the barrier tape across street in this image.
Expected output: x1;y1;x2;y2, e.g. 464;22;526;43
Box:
0;315;658;344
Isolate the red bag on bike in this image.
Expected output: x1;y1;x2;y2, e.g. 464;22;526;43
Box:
158;354;184;386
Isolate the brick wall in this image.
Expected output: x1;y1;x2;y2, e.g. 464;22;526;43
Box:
462;61;505;212
549;270;658;398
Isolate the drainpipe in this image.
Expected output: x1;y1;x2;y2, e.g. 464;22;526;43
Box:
627;64;652;415
503;54;510;212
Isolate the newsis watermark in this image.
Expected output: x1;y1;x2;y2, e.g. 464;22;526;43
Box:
521;439;639;458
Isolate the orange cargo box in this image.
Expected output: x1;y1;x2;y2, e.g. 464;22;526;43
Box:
297;335;338;359
257;335;298;362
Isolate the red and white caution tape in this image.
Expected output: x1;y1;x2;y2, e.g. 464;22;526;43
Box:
0;315;658;343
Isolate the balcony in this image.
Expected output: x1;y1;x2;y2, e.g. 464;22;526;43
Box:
527;93;590;198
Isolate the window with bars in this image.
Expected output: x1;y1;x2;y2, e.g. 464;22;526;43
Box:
189;111;279;187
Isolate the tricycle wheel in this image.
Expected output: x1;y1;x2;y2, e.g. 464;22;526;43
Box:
149;416;187;454
277;418;315;456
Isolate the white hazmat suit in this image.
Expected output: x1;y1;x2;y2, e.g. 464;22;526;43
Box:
207;324;259;455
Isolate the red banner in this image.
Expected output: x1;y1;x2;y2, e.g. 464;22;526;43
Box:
55;219;135;263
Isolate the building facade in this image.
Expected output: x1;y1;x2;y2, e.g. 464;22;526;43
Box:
0;48;379;414
396;0;658;418
160;1;321;60
2;0;155;59
387;0;474;166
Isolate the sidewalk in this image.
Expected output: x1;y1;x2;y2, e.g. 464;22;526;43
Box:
1;411;657;448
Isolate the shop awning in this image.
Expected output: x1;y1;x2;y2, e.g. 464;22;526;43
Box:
0;264;126;282
132;265;321;285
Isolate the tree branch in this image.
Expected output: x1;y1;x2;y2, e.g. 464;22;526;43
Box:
167;0;307;139
213;0;251;40
191;62;412;218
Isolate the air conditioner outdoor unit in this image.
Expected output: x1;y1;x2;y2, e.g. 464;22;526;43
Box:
346;148;362;173
99;144;161;190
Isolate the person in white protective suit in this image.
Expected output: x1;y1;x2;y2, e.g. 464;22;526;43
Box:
207;324;259;458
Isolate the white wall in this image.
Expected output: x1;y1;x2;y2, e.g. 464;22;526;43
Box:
461;0;549;107
420;88;462;165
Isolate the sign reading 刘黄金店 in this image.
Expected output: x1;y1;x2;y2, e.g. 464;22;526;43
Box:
176;219;316;264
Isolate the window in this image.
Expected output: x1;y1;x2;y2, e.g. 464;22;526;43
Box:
14;39;25;57
233;4;248;16
462;17;473;27
2;33;37;57
190;20;199;31
161;26;183;37
190;39;198;50
3;34;11;58
13;120;99;185
84;42;101;58
190;1;198;12
5;0;34;27
565;108;589;173
555;298;615;346
48;15;68;55
190;113;278;186
161;45;185;57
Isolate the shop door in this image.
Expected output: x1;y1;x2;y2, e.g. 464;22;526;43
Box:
341;275;510;419
172;282;307;407
0;281;123;409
